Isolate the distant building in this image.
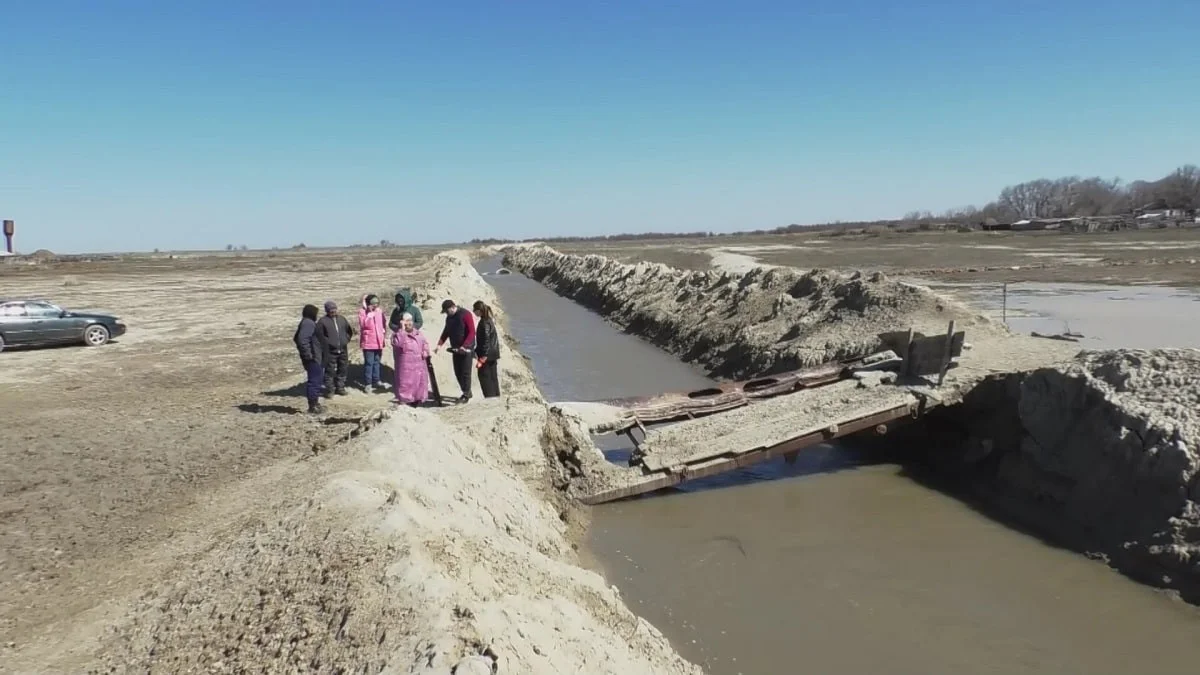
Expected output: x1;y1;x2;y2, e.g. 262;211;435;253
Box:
1137;208;1191;219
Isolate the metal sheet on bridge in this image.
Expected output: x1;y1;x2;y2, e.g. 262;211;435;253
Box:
906;331;965;375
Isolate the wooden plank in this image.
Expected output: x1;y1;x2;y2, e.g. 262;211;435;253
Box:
608;367;851;434
937;321;957;387
638;397;921;472
580;401;920;505
614;397;748;429
602;361;854;433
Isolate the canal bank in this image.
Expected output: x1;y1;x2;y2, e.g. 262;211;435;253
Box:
484;251;1200;674
9;251;702;675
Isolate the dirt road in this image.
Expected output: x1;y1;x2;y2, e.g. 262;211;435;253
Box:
0;248;440;644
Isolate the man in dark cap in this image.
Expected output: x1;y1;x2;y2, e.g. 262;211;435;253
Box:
293;304;325;414
316;299;354;397
435;299;476;403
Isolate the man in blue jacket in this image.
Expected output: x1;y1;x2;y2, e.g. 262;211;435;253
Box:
292;304;325;414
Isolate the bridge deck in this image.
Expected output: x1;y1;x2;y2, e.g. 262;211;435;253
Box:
580;380;938;505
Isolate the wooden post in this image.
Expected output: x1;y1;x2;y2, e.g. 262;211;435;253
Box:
902;327;915;378
937;320;956;387
1002;283;1008;325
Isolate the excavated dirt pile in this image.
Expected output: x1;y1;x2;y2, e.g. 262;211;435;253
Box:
505;245;1200;602
503;244;1001;379
913;348;1200;601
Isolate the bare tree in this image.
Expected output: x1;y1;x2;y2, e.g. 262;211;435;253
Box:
1156;165;1200;209
998;179;1057;218
940;205;980;221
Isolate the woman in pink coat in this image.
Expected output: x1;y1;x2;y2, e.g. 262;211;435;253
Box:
391;312;430;407
358;294;387;391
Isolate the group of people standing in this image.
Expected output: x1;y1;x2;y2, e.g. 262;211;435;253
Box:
292;288;501;414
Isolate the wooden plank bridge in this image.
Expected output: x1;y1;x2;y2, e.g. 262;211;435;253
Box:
578;323;965;505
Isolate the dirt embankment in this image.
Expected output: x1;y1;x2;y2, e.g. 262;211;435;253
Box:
504;245;1200;602
502;244;1001;380
910;349;1200;601
8;251;699;674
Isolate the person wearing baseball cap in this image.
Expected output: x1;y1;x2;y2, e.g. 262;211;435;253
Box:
316;299;354;397
435;299;476;402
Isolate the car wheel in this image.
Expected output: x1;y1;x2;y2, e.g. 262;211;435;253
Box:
0;333;5;353
84;324;110;347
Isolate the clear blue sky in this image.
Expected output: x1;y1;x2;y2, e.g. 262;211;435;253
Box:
2;0;1197;253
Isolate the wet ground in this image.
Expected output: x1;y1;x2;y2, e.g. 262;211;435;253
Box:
482;261;1200;674
926;281;1200;351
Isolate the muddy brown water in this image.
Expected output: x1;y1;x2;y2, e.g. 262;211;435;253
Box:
481;262;1200;674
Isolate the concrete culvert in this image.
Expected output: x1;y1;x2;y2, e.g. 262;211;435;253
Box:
743;377;780;392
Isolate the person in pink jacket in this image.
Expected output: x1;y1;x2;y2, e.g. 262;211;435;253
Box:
391;312;431;407
358;294;387;391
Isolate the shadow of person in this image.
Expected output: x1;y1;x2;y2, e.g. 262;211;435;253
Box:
346;361;366;387
262;382;307;397
237;402;302;414
345;359;397;389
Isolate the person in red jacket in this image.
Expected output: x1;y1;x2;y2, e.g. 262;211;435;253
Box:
435;299;476;403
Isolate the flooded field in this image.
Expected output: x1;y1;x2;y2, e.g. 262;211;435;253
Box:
483;260;1200;674
926;281;1200;350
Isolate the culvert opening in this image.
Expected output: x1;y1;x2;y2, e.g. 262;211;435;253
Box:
742;377;780;392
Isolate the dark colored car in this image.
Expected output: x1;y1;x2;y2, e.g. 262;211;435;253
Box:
0;299;126;353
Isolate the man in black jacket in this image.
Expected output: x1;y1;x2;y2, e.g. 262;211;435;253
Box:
316;299;354;397
293;304;325;414
435;299;476;403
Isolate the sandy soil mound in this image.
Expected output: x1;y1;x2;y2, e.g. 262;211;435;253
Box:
94;407;697;674
503;244;1002;379
913;348;1200;601
12;251;699;674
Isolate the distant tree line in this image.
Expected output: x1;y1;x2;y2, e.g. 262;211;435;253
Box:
468;164;1199;245
908;164;1200;223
